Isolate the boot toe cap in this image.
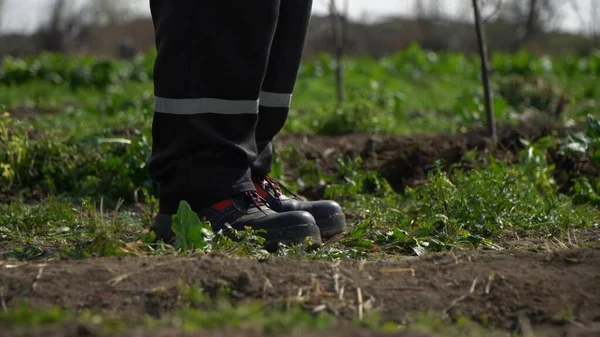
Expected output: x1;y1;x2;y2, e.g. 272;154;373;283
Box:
303;200;343;220
270;210;317;227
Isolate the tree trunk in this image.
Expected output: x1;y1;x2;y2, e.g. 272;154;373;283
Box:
37;0;69;52
0;0;5;29
328;0;347;106
472;0;497;145
335;46;345;104
592;0;600;47
523;0;539;40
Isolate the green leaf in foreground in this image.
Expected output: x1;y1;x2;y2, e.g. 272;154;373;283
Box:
587;114;600;139
171;201;213;251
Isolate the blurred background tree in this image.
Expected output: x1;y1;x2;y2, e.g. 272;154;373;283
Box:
35;0;132;53
0;0;597;57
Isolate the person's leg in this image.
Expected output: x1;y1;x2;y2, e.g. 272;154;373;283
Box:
250;0;313;177
148;0;320;248
250;0;346;239
149;0;275;213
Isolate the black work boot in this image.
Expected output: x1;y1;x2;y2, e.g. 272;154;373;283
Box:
151;191;321;250
253;176;346;239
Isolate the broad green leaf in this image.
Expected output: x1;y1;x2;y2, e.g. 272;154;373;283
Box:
172;200;211;251
591;149;600;165
350;220;370;240
355;239;374;248
187;223;206;250
392;228;409;242
140;231;156;244
568;132;589;147
564;142;587;153
587;115;600;138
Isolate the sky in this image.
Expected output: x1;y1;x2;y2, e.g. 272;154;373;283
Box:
0;0;596;35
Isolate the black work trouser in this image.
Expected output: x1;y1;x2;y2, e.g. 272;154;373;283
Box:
148;0;312;215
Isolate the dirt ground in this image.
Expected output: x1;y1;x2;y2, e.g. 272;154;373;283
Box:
2;123;599;337
2;247;600;337
276;122;598;197
5;326;459;337
16;325;600;337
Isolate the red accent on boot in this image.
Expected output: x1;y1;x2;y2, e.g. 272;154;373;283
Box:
253;179;270;199
209;199;232;211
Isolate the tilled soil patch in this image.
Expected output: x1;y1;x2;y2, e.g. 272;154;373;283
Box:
2;247;599;336
276;122;598;197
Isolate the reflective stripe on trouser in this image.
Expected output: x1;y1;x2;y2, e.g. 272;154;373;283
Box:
154;97;259;115
259;91;293;108
148;0;283;214
251;0;313;177
152;91;291;115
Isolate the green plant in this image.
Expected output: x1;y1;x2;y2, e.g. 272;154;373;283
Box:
571;177;600;207
560;115;600;206
170;201;213;251
0;196;145;259
0;304;71;326
1;47;598;262
562;115;600;164
317;155;596;257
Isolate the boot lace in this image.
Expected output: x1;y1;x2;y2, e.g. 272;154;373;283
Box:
260;175;301;200
242;190;269;214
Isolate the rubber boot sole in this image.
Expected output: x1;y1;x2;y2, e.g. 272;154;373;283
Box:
151;214;321;252
263;223;322;252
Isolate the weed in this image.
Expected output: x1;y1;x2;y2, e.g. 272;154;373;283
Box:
562;115;600;164
170;200;213;251
0;288;336;335
0;301;515;337
560;115;600;206
0;197;144;259
0;48;597;262
314;154;596;257
0;304;71;326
